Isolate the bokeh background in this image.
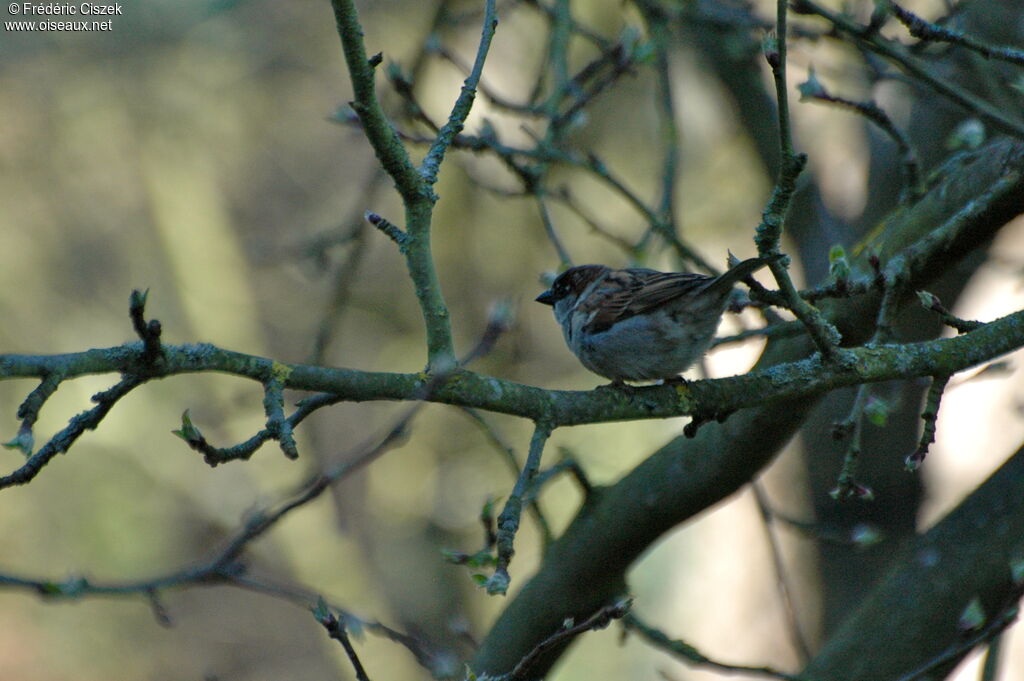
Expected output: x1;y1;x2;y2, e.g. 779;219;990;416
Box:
2;0;1023;679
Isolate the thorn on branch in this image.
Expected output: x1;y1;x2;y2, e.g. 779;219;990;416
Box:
365;211;410;251
905;374;950;471
917;290;983;333
129;289;163;363
367;51;382;68
441;546;497;572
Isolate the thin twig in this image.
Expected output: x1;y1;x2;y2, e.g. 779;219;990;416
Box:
891;592;1022;681
421;0;499;185
495;600;631;681
756;0;841;360
751;482;812;661
488;421;553;595
536;194;574;268
316;600;373;681
310;217;371;364
830;384;875;501
458;407;554;543
551;186;637;256
0;374;146;488
792;0;1024;139
917;290;983;333
624;613;817;681
905;374;950;471
432;42;543;115
797;69;920;202
884;0;1024;67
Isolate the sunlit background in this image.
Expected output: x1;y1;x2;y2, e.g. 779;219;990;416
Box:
1;0;1022;679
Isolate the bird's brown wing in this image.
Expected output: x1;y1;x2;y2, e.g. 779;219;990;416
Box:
584;269;712;332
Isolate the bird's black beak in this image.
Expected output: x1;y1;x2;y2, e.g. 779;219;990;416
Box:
535;290;555;306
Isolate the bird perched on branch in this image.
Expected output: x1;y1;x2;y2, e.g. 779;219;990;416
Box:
536;255;775;384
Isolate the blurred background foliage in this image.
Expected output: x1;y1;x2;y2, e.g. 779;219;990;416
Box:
1;0;1024;679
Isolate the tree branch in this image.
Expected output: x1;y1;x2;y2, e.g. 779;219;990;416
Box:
3;299;1023;491
802;443;1024;681
469;137;1024;677
329;0;498;371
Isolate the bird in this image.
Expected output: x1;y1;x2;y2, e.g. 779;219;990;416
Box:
535;255;773;384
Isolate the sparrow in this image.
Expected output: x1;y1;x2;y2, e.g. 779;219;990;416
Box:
535;256;773;383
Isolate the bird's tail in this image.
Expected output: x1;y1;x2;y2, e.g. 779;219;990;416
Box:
704;252;781;296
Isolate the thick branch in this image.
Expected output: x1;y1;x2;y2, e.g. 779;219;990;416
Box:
803;443;1024;680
